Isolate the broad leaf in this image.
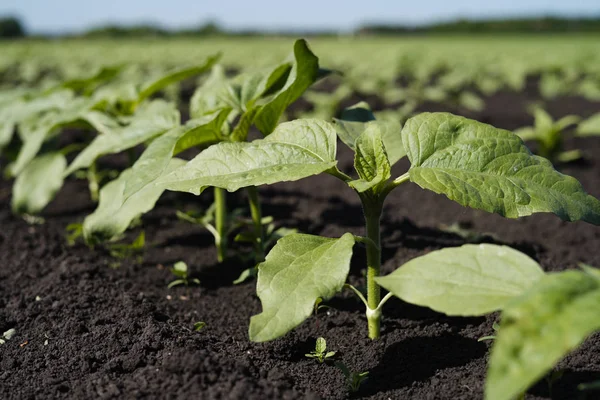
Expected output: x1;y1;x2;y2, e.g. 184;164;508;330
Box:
157;119;338;195
402;113;600;224
334;103;405;165
64;100;179;175
375;244;544;316
190;65;230;118
253;39;322;135
12;152;67;215
249;233;355;342
485;270;600;400
578;113;600;136
349;126;391;192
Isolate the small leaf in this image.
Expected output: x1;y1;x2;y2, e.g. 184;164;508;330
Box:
249;233;355;342
12;152;66;215
402;113;600;224
577;113;600;137
349;126;391;192
254;39;323;135
334;103;405;165
193;322;207;331
315;337;327;353
375;244;544;316
158;119;338;195
485;270;600;400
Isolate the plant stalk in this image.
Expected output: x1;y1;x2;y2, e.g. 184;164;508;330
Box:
214;187;227;262
247;186;265;264
87;161;100;202
362;196;383;339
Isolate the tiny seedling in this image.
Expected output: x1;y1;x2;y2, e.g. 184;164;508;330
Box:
168;261;200;288
515;106;581;163
478;322;500;342
65;223;84;246
193;321;207;331
335;362;369;392
106;231;145;261
305;337;336;363
0;328;16;344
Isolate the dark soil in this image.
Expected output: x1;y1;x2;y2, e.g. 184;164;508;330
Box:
1;87;600;400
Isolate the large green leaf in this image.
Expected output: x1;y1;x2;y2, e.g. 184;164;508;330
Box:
64;100;179;175
249;233;355;342
157;119;338;195
375;244;544;316
349;126;391;193
253;39;322;135
485;270;600;400
402;113;600;224
334;102;405;165
12;152;67;215
82;122;202;243
577;113;600;136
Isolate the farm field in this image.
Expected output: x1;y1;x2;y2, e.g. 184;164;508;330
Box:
1;36;600;399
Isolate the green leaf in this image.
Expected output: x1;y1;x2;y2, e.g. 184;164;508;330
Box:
485;270;600;400
65;100;179;175
348;126;391;192
10;103;117;176
402;113;600;224
577;113;600;137
137;53;221;105
193;322;207;331
190;64;231;118
375;244;544;316
315;337;327;353
12;152;66;215
82;124;188;244
334;103;405;166
173;108;231;154
253;39;322;135
249;233;355;342
158;119;338;195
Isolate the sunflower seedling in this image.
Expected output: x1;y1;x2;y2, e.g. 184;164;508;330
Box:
515;106;581;163
168;261;200;289
305;337;336;363
152;104;600;342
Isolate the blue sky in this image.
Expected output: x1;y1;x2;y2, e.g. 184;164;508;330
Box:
2;0;599;33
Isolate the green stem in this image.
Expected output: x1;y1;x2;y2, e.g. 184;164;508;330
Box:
88;161;99;202
214;187;227;263
247;186;265;264
362;195;383;339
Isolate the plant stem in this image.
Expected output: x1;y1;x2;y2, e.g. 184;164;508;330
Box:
88;161;99;202
214;187;227;263
362;195;383;339
247;186;265;264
